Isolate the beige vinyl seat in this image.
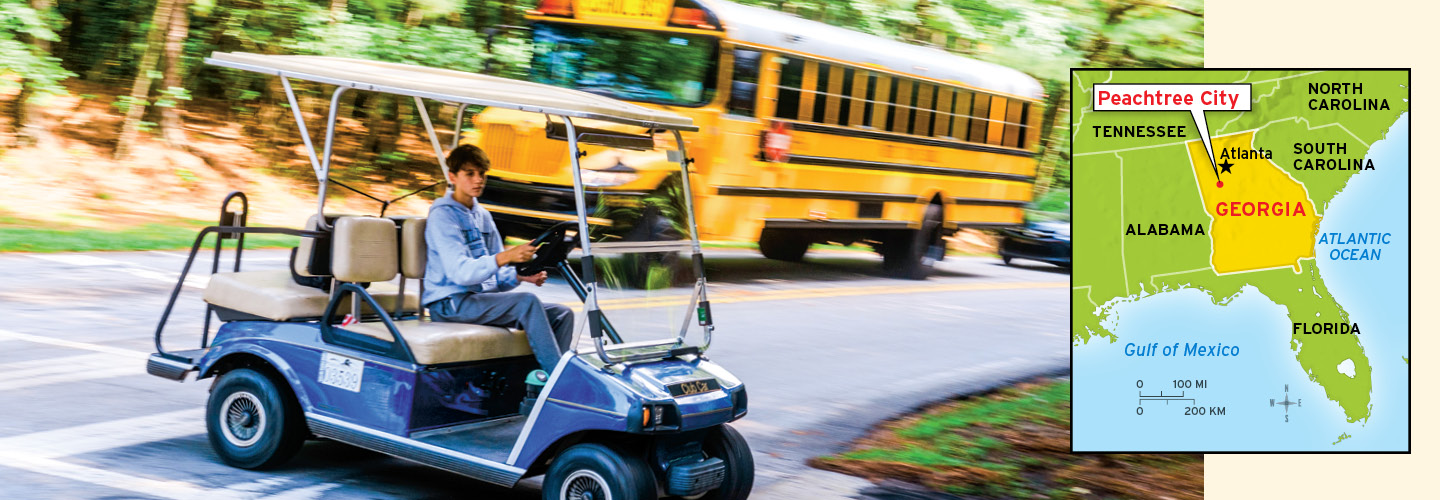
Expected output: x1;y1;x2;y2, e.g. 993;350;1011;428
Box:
202;215;418;321
331;216;532;365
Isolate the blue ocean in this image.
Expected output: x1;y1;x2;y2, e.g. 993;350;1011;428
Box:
1073;113;1409;451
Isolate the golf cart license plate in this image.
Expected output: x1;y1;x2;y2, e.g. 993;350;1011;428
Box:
667;378;720;397
319;353;364;392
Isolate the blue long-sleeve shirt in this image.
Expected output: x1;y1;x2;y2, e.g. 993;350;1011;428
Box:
422;191;519;306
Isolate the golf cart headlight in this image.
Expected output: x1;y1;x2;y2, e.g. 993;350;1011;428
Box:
579;169;640;187
639;402;680;431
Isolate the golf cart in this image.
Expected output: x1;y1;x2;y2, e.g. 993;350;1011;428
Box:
146;52;751;500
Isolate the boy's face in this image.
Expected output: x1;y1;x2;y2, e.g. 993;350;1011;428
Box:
448;163;487;199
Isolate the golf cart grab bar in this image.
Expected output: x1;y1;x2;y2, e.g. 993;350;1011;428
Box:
319;283;417;363
154;225;324;358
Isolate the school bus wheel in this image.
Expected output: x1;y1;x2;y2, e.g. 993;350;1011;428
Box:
881;203;945;280
758;228;810;262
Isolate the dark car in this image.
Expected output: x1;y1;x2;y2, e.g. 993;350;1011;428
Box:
998;217;1070;268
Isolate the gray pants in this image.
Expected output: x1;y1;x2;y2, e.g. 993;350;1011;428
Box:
429;292;574;372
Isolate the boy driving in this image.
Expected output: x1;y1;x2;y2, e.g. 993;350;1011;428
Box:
423;144;574;372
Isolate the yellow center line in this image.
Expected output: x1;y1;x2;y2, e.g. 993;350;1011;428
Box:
560;281;1067;311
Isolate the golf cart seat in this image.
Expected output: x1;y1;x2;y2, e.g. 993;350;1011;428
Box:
332;216;533;365
203;215;419;321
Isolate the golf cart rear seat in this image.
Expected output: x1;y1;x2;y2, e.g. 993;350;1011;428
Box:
330;216;532;365
202;215;419;321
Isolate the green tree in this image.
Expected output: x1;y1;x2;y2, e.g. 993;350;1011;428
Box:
1;0;71;147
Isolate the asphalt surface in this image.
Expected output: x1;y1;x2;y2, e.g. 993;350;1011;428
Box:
0;247;1069;499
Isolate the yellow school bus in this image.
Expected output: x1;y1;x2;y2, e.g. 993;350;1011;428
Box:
468;0;1044;279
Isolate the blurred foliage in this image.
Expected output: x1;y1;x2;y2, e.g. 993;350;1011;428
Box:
1;0;72;96
3;0;1201;198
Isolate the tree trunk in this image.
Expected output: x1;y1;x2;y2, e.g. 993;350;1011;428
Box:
14;0;57;148
330;0;347;23
160;0;191;149
115;0;178;160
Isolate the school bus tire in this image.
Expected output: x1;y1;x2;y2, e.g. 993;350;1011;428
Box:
882;203;944;280
758;228;810;262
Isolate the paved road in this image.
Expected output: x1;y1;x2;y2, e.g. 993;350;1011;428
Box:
0;247;1069;499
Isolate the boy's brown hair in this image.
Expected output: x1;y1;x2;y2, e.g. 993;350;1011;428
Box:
446;144;490;174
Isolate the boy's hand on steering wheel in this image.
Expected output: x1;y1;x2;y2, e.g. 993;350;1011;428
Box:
497;243;537;266
518;270;547;287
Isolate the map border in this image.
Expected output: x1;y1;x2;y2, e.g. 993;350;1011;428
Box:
1067;67;1412;454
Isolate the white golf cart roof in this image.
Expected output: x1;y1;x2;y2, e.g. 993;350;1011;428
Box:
206;52;698;131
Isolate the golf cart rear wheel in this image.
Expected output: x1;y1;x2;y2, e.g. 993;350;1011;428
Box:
758;228;808;262
543;443;658;500
697;424;754;500
882;203;944;280
206;367;306;469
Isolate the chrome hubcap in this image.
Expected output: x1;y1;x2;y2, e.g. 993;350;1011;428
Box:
220;391;265;447
562;469;610;500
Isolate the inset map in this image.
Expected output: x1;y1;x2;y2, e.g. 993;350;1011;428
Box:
1070;69;1409;452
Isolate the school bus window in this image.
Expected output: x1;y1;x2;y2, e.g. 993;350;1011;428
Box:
875;76;898;131
1019;101;1033;148
986;96;1008;145
1003;99;1027;148
797;59;819;122
726;49;761;117
934;87;954;138
858;74;881;130
968;94;990;144
951;90;972;140
893;79;914;134
775;56;803;120
914;83;935;137
872;75;891;130
826;65;847;125
849;70;869;127
810;62;830;123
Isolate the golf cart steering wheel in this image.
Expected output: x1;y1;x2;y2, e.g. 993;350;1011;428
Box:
515;221;580;276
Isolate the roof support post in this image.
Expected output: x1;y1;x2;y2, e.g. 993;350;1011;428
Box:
669;129;712;351
315;86;350;229
452;104;470;151
280;76;323;182
414;96;451;181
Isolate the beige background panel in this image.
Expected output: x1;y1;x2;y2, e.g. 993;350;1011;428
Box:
1206;0;1427;496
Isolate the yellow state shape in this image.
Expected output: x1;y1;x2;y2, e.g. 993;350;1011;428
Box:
1188;132;1319;274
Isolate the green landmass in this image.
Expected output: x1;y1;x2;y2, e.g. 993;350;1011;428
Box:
1334;433;1352;445
1072;69;1408;424
1402;356;1408;365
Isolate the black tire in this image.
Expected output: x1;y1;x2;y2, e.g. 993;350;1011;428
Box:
757;228;808;262
206;367;307;469
882;203;944;280
542;443;659;500
697;424;754;500
1002;255;1013;266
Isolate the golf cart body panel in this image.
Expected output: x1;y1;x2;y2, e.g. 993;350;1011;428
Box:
508;352;747;468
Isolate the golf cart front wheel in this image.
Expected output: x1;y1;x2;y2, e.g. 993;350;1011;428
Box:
543;443;658;500
697;424;754;500
206;367;306;469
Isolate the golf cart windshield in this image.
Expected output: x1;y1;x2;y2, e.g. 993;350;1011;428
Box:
205;52;713;364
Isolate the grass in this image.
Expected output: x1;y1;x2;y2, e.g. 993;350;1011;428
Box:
0;217;300;253
812;377;1202;500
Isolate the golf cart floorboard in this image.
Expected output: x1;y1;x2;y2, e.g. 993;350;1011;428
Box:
307;414;527;486
411;415;527;465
